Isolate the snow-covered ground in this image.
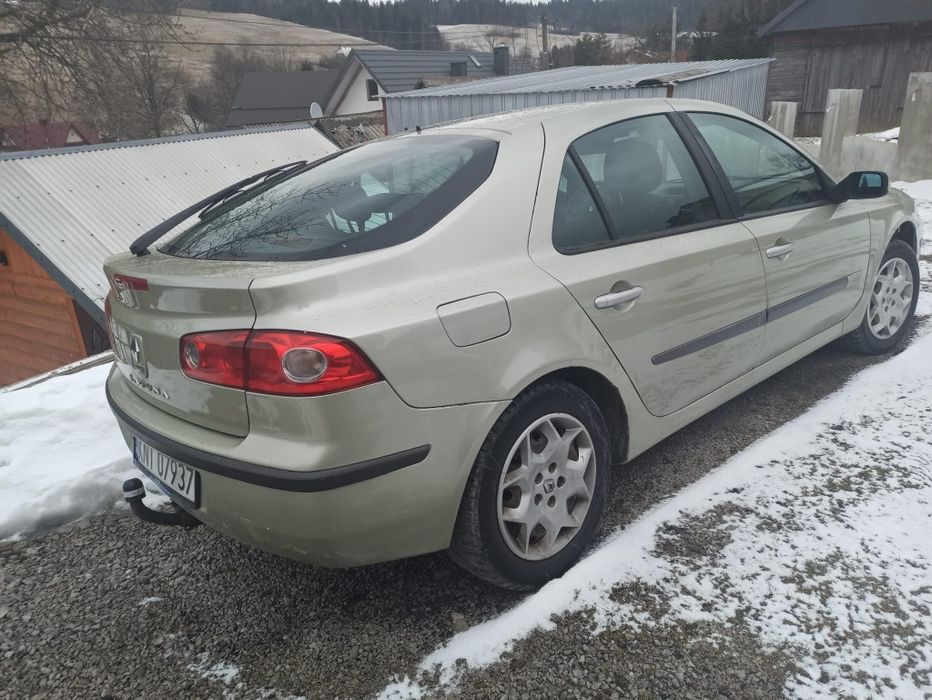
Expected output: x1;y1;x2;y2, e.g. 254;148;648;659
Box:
380;184;932;699
0;362;166;540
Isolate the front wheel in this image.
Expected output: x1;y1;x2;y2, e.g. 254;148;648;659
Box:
844;239;920;355
448;380;611;590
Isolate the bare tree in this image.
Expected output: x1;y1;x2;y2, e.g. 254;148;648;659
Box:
0;0;186;137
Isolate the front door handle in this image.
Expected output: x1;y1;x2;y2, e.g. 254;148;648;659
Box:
766;242;794;259
594;286;643;310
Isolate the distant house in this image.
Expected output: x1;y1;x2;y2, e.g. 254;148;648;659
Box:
0;120;100;152
761;0;932;135
0;125;336;386
325;47;515;116
225;70;340;129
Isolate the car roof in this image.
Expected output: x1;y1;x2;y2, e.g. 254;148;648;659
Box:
426;98;751;139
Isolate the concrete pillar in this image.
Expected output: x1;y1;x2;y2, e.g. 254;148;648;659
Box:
894;72;932;182
768;101;797;138
820;89;862;177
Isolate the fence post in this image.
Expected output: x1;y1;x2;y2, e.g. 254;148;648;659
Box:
894;72;932;182
768;101;797;138
821;89;862;176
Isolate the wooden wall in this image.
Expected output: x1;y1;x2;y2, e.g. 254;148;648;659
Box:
767;22;932;136
0;228;88;386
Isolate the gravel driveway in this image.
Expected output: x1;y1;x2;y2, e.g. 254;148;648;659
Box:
0;329;919;700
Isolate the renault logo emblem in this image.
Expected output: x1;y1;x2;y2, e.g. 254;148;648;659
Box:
128;334;147;377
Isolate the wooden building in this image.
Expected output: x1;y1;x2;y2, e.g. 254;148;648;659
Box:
762;0;932;135
0;228;102;385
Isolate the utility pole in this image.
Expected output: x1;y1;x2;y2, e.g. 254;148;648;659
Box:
541;14;550;70
670;5;677;62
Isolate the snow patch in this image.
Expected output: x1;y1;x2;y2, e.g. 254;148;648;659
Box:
138;596;162;606
871;127;900;142
189;653;241;685
0;362;167;539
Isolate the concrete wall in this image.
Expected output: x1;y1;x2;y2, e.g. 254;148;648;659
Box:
779;73;932;181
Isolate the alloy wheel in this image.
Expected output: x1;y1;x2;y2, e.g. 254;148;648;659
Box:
868;257;914;339
497;413;596;561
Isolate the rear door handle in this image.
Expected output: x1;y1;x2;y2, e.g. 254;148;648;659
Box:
766;242;794;259
594;286;643;310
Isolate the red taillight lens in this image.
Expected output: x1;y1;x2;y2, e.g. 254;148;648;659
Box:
112;274;149;291
179;330;250;390
179;330;381;396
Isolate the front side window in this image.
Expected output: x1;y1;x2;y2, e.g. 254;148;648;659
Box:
568;114;719;244
162;135;498;261
688;112;827;215
366;79;379;101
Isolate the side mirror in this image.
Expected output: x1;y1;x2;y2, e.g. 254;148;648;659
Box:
833;171;889;202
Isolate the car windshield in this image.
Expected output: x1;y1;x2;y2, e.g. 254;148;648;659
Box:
161;134;499;261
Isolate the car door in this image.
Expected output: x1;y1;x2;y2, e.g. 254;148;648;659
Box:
684;111;872;359
529;113;767;417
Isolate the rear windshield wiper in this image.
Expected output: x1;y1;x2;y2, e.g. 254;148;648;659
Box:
129;160;307;256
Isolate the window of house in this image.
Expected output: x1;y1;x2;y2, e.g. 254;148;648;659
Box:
366;79;379;101
688;112;827;215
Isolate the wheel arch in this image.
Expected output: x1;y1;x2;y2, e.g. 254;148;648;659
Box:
520;366;629;465
891;219;919;254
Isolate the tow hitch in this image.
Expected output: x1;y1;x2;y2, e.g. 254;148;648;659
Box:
122;478;201;529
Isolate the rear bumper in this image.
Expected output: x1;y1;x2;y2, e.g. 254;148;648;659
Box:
106;367;507;567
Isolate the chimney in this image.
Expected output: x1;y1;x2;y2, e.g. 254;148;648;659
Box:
450;61;467;77
493;45;510;76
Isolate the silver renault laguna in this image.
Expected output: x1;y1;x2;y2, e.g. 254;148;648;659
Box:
104;99;921;589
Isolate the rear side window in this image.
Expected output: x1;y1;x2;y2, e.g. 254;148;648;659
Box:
688;112;826;215
162;135;498;261
552;155;612;252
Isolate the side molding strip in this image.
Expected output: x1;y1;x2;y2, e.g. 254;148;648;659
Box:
652;275;850;365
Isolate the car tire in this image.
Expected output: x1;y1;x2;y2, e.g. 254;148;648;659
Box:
844;239;920;355
448;380;611;590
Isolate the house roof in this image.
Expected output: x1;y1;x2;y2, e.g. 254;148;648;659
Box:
0;120;100;151
760;0;932;35
313;111;384;148
0;125;337;323
351;48;507;94
225;70;339;128
385;59;773;99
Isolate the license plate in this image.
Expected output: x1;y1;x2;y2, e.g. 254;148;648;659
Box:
133;437;200;506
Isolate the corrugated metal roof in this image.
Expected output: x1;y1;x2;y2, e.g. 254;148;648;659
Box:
353;48;507;93
760;0;932;35
225;70;339;128
0;125;337;321
384;59;773;98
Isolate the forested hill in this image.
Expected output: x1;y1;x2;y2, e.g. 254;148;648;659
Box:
199;0;708;49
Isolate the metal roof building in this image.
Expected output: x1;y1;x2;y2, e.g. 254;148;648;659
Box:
0;124;336;324
382;59;773;134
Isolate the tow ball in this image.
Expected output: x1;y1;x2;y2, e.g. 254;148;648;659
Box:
122;478;201;530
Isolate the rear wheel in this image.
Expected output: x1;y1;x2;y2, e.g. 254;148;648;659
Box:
448;380;611;590
844;239;919;355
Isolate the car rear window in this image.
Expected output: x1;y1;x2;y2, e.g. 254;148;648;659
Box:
161;134;499;261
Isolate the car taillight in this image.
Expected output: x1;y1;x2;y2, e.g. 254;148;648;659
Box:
179;330;381;396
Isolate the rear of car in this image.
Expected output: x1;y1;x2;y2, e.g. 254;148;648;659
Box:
104;132;516;566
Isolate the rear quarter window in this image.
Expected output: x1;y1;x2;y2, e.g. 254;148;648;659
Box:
162;135;499;262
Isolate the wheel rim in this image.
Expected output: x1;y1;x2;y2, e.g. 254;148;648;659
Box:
496;413;596;561
868;257;914;339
